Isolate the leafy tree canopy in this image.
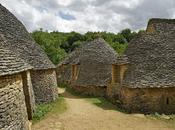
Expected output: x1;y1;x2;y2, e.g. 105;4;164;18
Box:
31;29;140;65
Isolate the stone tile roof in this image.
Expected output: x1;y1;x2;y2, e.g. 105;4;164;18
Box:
80;38;120;64
0;40;32;76
62;38;128;65
123;32;175;88
0;4;55;70
147;18;175;34
60;38;128;86
62;47;82;65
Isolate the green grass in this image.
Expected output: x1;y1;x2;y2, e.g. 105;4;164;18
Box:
32;96;67;123
86;97;112;108
65;86;126;112
85;97;126;112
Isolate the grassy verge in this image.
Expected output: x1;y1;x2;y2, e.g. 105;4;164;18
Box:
85;97;114;109
85;97;125;112
32;96;67;123
64;85;126;112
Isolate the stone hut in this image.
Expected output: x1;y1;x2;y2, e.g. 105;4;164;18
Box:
0;46;33;130
57;63;71;84
0;4;57;103
57;47;81;84
57;38;124;96
107;19;175;114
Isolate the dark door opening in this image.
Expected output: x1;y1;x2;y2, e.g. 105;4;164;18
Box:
166;97;170;105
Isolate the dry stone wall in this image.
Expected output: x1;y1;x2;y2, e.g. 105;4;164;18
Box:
31;69;58;103
120;87;175;114
0;74;29;130
71;85;106;96
56;65;71;84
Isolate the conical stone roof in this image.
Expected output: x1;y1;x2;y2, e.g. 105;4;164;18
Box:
123;32;175;88
80;38;119;64
0;4;55;70
62;38;128;65
0;38;32;76
146;18;175;34
62;47;82;65
61;38;128;86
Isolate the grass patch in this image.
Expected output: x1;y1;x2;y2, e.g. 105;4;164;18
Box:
58;84;126;113
65;86;126;113
32;96;67;123
85;97;125;113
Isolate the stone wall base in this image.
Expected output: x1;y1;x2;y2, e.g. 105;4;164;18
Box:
70;85;106;97
109;87;175;114
31;69;58;104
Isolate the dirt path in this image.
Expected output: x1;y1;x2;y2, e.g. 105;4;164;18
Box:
32;88;174;130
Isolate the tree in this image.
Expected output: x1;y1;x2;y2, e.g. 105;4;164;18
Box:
31;28;140;64
120;28;137;42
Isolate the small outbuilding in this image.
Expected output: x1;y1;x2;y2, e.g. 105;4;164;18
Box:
107;19;175;114
57;47;81;84
57;38;123;96
0;45;33;130
0;4;58;103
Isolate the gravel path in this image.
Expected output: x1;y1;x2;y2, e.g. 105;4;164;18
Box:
32;88;174;130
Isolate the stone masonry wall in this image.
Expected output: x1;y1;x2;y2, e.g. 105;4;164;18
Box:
0;74;29;130
56;65;71;84
107;64;175;114
107;64;128;100
71;85;106;97
31;69;58;103
120;87;175;114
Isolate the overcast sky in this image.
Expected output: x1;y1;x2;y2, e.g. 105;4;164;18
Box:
1;0;175;33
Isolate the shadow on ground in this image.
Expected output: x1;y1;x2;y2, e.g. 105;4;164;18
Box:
58;87;126;113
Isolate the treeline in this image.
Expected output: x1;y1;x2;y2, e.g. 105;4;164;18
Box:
31;29;144;65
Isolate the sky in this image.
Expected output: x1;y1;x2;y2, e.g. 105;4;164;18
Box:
0;0;175;33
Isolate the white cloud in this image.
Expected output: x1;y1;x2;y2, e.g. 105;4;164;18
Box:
0;0;175;33
110;0;141;9
57;0;73;6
